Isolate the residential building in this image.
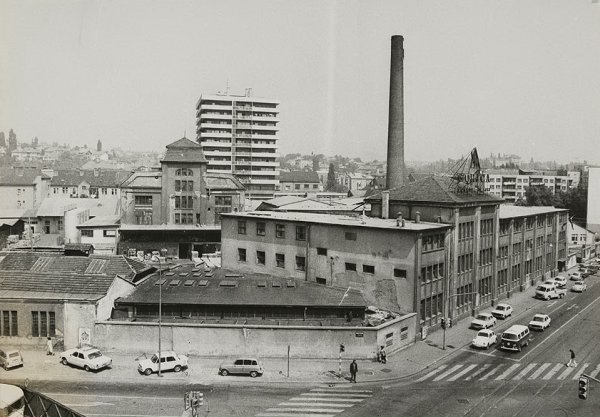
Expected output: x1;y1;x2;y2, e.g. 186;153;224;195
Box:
0;167;50;211
484;169;580;203
587;167;600;234
48;169;129;202
11;146;43;162
196;91;280;200
0;251;154;348
77;215;121;254
341;172;373;193
278;171;322;195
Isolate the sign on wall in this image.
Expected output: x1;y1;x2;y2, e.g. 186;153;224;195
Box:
79;327;91;346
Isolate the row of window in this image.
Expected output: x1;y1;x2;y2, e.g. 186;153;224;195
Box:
80;229;116;238
238;248;306;271
175;195;194;209
422;234;445;252
1;311;18;336
420;263;444;283
458;253;474;274
53;187;117;195
174;212;196;224
174;180;194;192
175;168;193;176
32;311;56;337
480;248;493;266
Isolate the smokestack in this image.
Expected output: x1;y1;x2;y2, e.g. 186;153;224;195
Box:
386;35;406;190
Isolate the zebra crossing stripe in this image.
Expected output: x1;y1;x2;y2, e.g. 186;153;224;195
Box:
291;397;364;403
300;393;371;398
571;363;590;380
495;363;521;380
589;364;600;379
417;364;448;382
267;408;345;413
310;389;372;394
434;365;463;381
528;363;551;379
280;403;353;408
257;413;336;417
448;364;477;381
480;364;504;380
558;364;577;380
542;363;564;380
466;364;491;380
513;363;537;380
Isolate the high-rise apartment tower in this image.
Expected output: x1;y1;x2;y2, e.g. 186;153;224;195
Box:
196;90;280;200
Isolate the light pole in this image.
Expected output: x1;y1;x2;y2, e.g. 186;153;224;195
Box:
151;255;163;377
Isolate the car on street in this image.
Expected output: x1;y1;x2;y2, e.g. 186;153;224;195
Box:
579;268;591;278
138;351;188;375
470;313;497;330
535;283;565;300
472;329;498;349
572;281;587;292
500;325;530;352
60;347;112;371
491;303;513;319
219;358;263;377
569;272;583;281
553;276;568;288
0;349;23;370
528;314;551;331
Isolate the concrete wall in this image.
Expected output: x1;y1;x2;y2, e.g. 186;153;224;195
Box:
0;185;36;211
63;303;97;348
94;313;416;359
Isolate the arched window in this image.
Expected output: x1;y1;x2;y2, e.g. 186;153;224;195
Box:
175;168;193;176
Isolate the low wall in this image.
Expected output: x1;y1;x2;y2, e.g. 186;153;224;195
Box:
94;313;416;359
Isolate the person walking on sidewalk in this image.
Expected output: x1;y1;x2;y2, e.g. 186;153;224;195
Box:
567;349;577;367
379;346;387;364
350;359;358;383
46;337;54;356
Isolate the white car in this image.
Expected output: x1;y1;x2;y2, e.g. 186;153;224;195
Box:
60;347;112;372
553;276;567;288
472;329;498;349
528;314;551;331
491;303;513;319
569;272;582;281
138;351;188;375
572;281;587;292
470;313;497;330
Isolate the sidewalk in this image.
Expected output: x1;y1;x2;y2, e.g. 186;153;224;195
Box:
0;266;587;387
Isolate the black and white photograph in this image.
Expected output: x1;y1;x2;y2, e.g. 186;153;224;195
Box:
1;1;599;416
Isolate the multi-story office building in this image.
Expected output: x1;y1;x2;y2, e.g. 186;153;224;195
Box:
485;169;580;203
196;91;280;200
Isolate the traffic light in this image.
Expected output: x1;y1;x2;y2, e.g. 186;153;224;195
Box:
340;344;345;353
448;318;453;328
579;376;588;400
441;318;446;329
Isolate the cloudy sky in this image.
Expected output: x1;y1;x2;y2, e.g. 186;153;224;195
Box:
1;0;599;163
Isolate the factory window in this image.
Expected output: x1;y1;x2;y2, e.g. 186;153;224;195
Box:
238;221;246;235
499;221;510;236
175;168;193;176
256;222;266;236
275;224;286;239
275;253;285;268
256;251;266;265
345;262;357;271
135;195;153;206
480;219;493;236
295;256;306;271
362;264;375;274
296;226;306;241
175;196;193;209
458;222;474;240
103;230;116;237
345;232;357;241
1;311;18;336
81;229;93;237
31;311;55;338
317;247;327;256
238;248;246;262
394;268;407;278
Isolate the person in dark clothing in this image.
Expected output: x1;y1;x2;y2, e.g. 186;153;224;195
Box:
350;359;358;383
380;346;387;364
567;349;577;367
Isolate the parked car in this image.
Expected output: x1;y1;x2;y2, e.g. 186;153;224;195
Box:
491;303;513;319
138;351;188;375
219;358;263;377
579;268;591;278
500;325;530;352
569;272;583;281
528;314;551;331
470;313;497;330
0;349;23;370
60;347;112;371
572;281;587;292
472;329;498;349
535;283;566;300
553;276;568;288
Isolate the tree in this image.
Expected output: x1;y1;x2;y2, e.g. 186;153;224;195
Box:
97;140;102;152
326;163;337;191
522;185;556;206
32;136;39;147
555;184;587;223
0;132;5;148
8;129;17;151
312;155;320;172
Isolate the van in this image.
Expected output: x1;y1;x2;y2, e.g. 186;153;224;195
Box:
0;349;23;370
500;325;530;352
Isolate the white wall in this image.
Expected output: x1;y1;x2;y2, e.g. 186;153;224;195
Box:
587;168;600;234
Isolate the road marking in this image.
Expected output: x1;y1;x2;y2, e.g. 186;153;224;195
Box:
528;363;551;379
589;364;600;379
542;363;564;380
267;408;344;413
300;392;371;398
84;415;179;417
45;393;180;401
434;364;463;381
310;388;372;393
465;364;491;380
448;364;477;381
416;364;447;382
280;403;353;408
62;402;113;407
547;301;557;308
571;363;590;380
480;364;503;380
290;397;363;403
557;364;577;379
495;363;521;380
513;363;537;380
257;414;336;417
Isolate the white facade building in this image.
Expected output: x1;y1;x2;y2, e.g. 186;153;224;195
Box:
196;91;280;200
485;171;580;203
587;167;600;234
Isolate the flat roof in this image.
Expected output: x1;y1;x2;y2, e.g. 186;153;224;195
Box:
499;205;568;219
119;224;221;231
223;211;449;232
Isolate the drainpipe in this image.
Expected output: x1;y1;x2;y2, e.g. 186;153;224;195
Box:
305;224;310;281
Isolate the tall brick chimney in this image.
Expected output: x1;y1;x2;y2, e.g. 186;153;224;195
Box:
386;35;406;190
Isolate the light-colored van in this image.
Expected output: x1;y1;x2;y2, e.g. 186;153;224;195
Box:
535;283;565;300
0;349;23;370
500;325;530;352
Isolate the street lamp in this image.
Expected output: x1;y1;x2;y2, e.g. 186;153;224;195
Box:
151;255;163;377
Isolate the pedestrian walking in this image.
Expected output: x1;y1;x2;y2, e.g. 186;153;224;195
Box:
46;337;54;356
567;349;577;367
350;359;358;383
379;346;387;364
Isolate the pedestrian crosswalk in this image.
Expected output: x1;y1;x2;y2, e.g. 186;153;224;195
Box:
256;387;373;417
417;362;600;383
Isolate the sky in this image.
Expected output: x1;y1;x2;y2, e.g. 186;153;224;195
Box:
1;0;599;163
